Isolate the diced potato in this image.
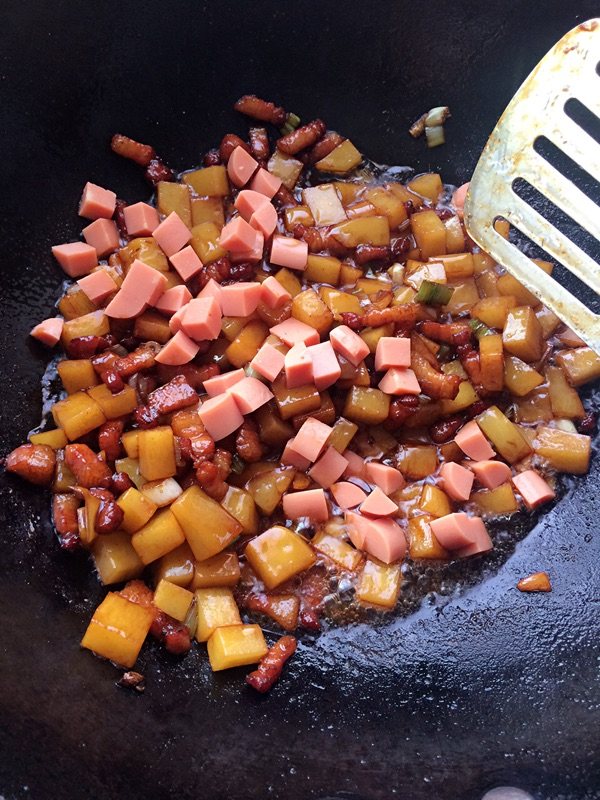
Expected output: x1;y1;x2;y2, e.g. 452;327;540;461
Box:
556;347;600;387
255;402;294;446
190;222;227;264
268;149;304;189
195;587;241;641
408;515;449;559
534;426;591;474
419;485;452;518
339;263;363;287
29;428;68;449
440;378;479;415
545;365;585;419
356;558;402;608
133;310;172;344
396;445;438;480
472;483;518;515
497;273;539;307
245;526;316;589
470;296;517;329
121;431;139;459
58;285;97;320
171;486;242;561
333;181;366;205
408;173;443;202
443;279;480;316
312;532;362;570
119;237;169;272
476;333;504;393
225;320;268;367
504;356;543;397
221;486;259;534
284;205;315;231
303;184;347;226
319;286;362;319
57;359;99;394
503;306;544;363
52;391;106;441
114;457;144;489
330;216;390;247
337;359;371;389
138;426;176;481
327;417;358;452
476;406;532;463
117;487;157;534
154;579;194;622
355;277;392;297
536;305;561;339
305;254;342;285
61;310;109;347
272;376;321;420
191;552;241;589
76;488;100;547
131;508;185;565
157;181;192;227
154;542;195;588
272;267;302;298
92;531;144;585
87;384;137;419
183;165;229;197
292;289;334;335
191;196;225;228
360;324;394;354
343;386;390;425
315;139;362;173
436;253;474;281
292;392;336;429
221;314;250;342
81;592;153;669
141;477;182;508
514;388;553;424
444;215;465;253
393;285;417;306
410;210;447;259
207;624;268;672
248;468;294;515
405;260;446;291
364;187;408;229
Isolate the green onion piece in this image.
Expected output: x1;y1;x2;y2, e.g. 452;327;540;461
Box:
409;113;428;138
280;112;301;135
183;598;198;638
425;106;451;127
415;280;454;306
469;318;494;340
437;344;451;361
231;453;246;475
425;125;445;148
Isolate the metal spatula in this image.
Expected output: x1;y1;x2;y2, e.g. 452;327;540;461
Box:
464;19;600;354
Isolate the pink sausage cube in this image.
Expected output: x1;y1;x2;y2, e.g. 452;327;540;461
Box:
123;202;160;236
270;317;319;347
270;235;308;271
154;285;192;317
250;342;285;382
30;317;64;346
365;462;405;494
329;325;370;367
469;460;512;490
250;202;278;239
261;275;291;309
234;189;270;222
282;488;329;523
169;245;203;282
104;259;167;318
430;512;483;551
285;342;313;389
153;212;191;258
229;231;264;263
378;367;421;396
330;481;367;510
155;331;200;366
219;216;259;253
456;517;493;558
306;341;341;391
199;393;244;441
452;183;470;219
512;470;556;510
220;282;262;317
363;518;407;564
52;242;98;278
181;297;222;342
293;417;333;462
227;146;259;188
281;438;311;471
197;277;223;304
77;269;118;305
345;510;370;550
249;168;282;199
375;337;411;371
203;368;246;397
82;218;120;258
360;486;398;517
78;182;116;220
343;450;366;480
169;304;189;334
228;376;273;415
308;446;349;489
440;461;474;502
455;420;495;461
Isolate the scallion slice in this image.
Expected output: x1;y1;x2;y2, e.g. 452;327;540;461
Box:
280;112;301;136
469;318;494;339
425;106;451;127
415;280;454;306
425;125;445;148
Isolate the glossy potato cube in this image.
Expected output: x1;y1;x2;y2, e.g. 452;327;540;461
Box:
410;210;447;258
207;624;268;672
472;483;518;515
92;531;144;585
291;289;334;335
190;222;227;263
419;484;452;518
503;306;543;362
52;391;106;440
191;552;241;589
356;558;402;609
476;406;531;464
87;384;137;419
534;426;590;474
117;487;157;534
157;181;192;227
221;486;259;534
57;359;99;394
408;515;449;559
61;310;110;347
195;587;241;642
131;508;185;565
183;165;229;197
81;592;153;668
312;531;362;570
119;237;169;272
342;386;390;425
225;320;268;367
245;526;316;589
153;579;194;622
171;486;242;561
154;542;195;588
29;428;68;449
138;426;176;481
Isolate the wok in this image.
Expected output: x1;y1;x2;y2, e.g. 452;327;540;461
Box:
1;2;599;798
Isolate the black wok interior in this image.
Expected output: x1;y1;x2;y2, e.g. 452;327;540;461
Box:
1;2;599;798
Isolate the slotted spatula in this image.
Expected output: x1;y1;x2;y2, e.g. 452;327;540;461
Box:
464;19;600;354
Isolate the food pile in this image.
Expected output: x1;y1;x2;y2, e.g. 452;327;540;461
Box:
5;94;599;692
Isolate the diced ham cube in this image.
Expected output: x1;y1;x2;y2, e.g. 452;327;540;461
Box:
455;420;495;461
249;168;282;199
360;486;398;517
228;376;273;415
153;212;191;257
469;460;512;490
344;510;370;550
456;517;493;558
261;275;291;309
197;278;223;304
199;393;244;441
343;451;366;479
203;368;246;397
154;285;193;316
77;270;118;304
378;367;421;396
430;512;489;551
234;189;270;222
308;447;349;489
78;182;116;220
512;470;556;510
306;341;341;391
329;325;370;367
169;304;188;334
285;342;313;389
452;183;470;219
180;297;222;341
155;331;200;365
330;482;367;510
270;317;319;347
52;242;97;278
220;282;262;317
281;438;311;471
270;235;308;271
364;462;405;494
282;488;329;522
250;341;285;382
169;245;203;282
123;202;160;236
104;259;167;319
250;202;278;239
362;517;407;564
82;218;120;258
375;337;411;371
229;231;264;263
292;417;333;462
227;146;259;188
219;216;259;253
440;461;474;502
30;317;64;346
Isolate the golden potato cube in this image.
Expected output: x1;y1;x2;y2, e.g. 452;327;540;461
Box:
92;531;144;585
342;386;390;425
87;384;137;419
408;516;450;559
119;237;169;272
57;359;99;394
476;406;532;463
437;253;474;280
171;485;242;561
255;402;294;446
534;426;590;474
29;428;68;449
138;426;176;481
545;365;585;419
131;508;185;565
292;289;334;336
81;592;153;668
396;445;438;480
272;376;321;420
497;273;539;307
305;254;342;285
514;388;553;424
221;486;259;534
121;431;139;459
364;187;408;229
117;487;157;534
292;392;336;429
503;306;544;362
192;552;241;589
195;587;241;641
267;150;303;189
52;391;106;441
312;532;362;570
355;277;392;297
443;279;480;316
356;558;402;609
410;209;447;258
327;417;358;452
339;263;363;286
333;181;366;205
157;181;192;227
319;286;361;318
58;285;97;320
556;347;600;387
190;222;227;264
360;323;394;354
331;216;390;247
408;173;443;202
191;196;225;228
247;468;294;515
536;305;561;339
504;356;543;397
153;579;194;622
61;310;109;347
284;205;315;231
440;379;479;415
315;139;362;173
444;215;465;253
245;526;316;590
115;457;144;489
225;319;268;368
154;542;195;588
183;165;229;197
472;483;518;515
133;310;172;344
207;624;268;672
470;296;517;329
419;484;452;518
479;334;505;393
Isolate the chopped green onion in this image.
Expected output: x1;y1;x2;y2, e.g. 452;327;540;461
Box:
387;263;405;284
184;598;198;638
425;125;445;148
425;106;451;127
231;453;246;475
415;280;454;306
280;112;301;136
409;113;428;139
469;318;494;339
